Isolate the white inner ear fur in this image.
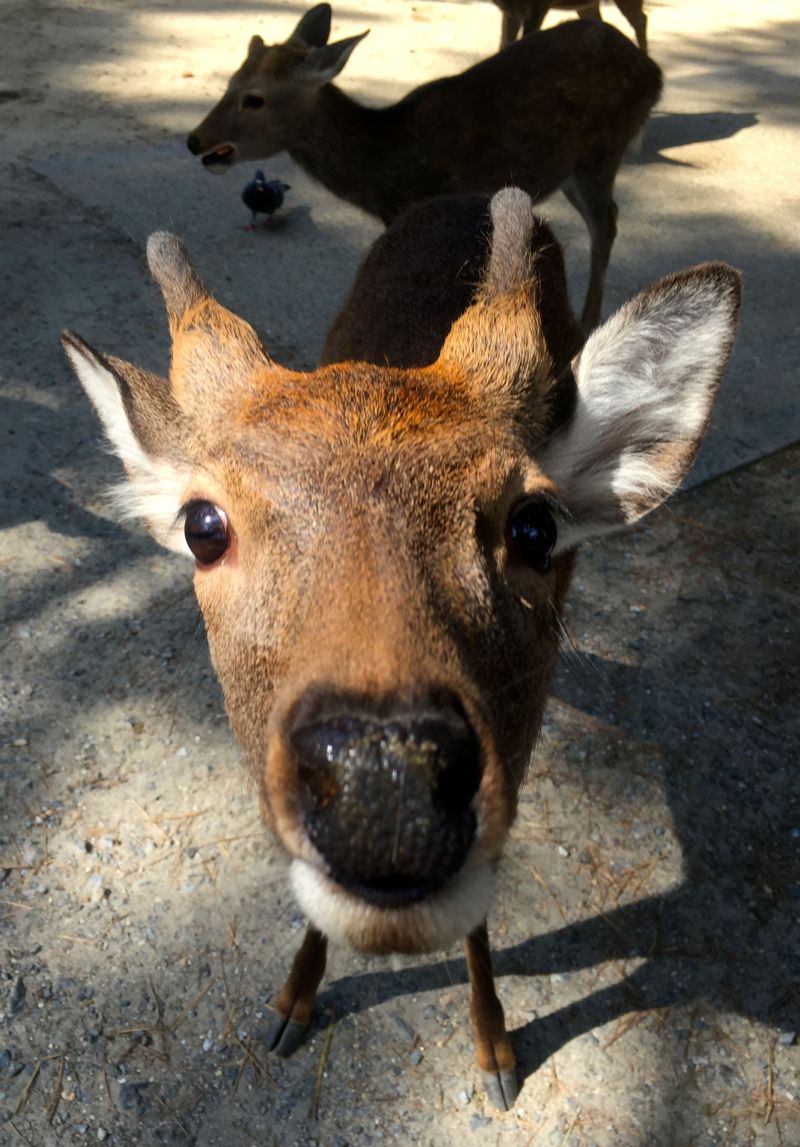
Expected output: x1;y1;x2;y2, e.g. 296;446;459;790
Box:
539;272;738;552
65;341;193;556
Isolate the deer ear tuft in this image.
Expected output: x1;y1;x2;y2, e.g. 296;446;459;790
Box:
61;329;192;554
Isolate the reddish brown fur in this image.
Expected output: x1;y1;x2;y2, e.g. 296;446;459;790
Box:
61;189;740;1109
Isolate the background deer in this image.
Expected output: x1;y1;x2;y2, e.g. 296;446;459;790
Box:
62;188;740;1110
494;0;648;52
187;2;661;331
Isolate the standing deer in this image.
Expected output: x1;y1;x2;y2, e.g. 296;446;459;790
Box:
187;2;661;331
61;188;740;1110
494;0;648;54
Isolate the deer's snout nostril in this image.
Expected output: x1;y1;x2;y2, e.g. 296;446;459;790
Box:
186;135;201;155
289;702;482;904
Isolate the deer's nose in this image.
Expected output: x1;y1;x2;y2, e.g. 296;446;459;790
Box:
290;697;482;907
186;134;201;155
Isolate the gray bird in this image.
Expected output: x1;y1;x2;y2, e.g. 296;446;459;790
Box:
241;172;291;229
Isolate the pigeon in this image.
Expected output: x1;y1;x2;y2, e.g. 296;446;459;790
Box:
241;172;291;229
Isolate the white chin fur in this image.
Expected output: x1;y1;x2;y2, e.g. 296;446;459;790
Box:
290;860;495;954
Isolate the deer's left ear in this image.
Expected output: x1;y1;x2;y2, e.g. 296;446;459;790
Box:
536;263;742;551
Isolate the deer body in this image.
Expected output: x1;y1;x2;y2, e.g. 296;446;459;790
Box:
62;189;740;1110
494;0;648;53
187;3;661;330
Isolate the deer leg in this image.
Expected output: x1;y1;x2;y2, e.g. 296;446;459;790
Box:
562;171;618;332
265;925;328;1056
521;1;550;39
613;0;648;53
500;11;522;47
465;921;518;1111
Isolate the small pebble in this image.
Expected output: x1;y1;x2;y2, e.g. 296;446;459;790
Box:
557;845;570;858
202;1038;213;1052
778;1030;796;1046
408;1049;423;1067
468;1112;492;1130
97;1130;108;1142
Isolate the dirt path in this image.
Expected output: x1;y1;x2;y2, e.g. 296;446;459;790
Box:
1;3;798;1145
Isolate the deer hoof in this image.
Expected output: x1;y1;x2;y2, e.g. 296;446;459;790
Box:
264;1013;310;1057
480;1066;519;1111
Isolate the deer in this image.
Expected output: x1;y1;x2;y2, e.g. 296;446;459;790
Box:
494;0;648;54
186;2;661;332
61;187;740;1110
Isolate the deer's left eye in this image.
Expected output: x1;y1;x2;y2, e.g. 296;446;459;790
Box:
242;94;264;110
183;501;230;565
508;498;557;571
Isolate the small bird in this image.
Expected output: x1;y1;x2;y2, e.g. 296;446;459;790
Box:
241;172;291;229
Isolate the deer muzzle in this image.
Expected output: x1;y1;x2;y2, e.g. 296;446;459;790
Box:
289;695;482;909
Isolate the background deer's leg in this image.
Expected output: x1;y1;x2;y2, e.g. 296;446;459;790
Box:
561;167;619;332
614;0;648;53
265;925;328;1056
575;2;603;22
500;10;522;47
465;921;518;1111
521;2;552;39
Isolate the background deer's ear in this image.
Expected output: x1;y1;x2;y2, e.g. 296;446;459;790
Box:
290;3;332;47
61;330;192;555
303;32;369;85
536;263;742;552
248;34;265;57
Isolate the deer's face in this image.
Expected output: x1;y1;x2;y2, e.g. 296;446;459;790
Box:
177;363;573;951
62;192;740;954
186;20;367;171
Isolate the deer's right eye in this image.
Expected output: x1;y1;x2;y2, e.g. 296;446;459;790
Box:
183;501;230;565
242;93;265;110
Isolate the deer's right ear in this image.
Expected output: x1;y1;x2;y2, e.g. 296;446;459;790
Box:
303;32;369;85
61;330;192;555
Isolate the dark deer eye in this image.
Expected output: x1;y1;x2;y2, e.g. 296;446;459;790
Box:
183;501;230;565
242;93;264;109
508;498;557;571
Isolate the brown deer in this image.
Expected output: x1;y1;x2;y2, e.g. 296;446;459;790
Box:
494;0;648;54
186;2;661;331
61;188;740;1110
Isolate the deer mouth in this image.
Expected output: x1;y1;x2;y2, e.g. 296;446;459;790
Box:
289;857;495;954
201;144;239;171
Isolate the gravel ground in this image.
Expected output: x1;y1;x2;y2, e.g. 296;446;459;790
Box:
1;2;798;1145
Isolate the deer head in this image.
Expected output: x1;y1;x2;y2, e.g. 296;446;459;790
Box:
62;189;740;956
186;3;367;170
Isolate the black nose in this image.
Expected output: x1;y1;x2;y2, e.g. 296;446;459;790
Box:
290;696;482;907
186;135;201;155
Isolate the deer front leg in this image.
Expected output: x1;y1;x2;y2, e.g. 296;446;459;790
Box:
465;921;519;1111
265;925;328;1056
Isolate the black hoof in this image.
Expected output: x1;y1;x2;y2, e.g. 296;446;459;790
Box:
264;1013;310;1057
480;1066;519;1111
